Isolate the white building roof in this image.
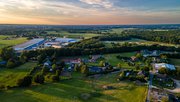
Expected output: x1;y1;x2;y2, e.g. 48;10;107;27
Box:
55;38;77;43
13;38;44;51
154;63;176;70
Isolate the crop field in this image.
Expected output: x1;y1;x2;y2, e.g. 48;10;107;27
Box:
0;72;147;102
0;35;27;48
0;62;37;87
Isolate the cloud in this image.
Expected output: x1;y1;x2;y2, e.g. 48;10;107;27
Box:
0;0;180;24
79;0;113;8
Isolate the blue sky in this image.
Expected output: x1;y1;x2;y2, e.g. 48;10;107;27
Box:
0;0;180;24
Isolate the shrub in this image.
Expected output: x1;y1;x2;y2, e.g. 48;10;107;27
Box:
6;59;16;68
34;73;45;84
17;75;32;87
51;75;60;82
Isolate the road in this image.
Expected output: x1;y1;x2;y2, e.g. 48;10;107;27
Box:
146;72;153;102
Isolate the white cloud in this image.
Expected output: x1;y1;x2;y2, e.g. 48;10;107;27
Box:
79;0;113;8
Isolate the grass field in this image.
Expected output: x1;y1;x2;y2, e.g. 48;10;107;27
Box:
87;52;136;69
46;31;101;39
0;62;37;87
0;35;27;48
103;38;179;47
0;72;147;102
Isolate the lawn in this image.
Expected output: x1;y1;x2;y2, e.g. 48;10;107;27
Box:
104;52;138;69
0;72;147;102
0;62;37;87
0;35;28;48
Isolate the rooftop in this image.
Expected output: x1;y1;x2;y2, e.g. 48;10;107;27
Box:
13;38;44;49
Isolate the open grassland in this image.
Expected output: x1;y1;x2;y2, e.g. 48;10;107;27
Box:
0;62;37;87
103;38;179;47
0;72;147;102
0;35;28;48
46;31;101;39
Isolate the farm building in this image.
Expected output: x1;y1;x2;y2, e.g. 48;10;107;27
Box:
89;66;104;73
55;38;77;43
13;38;45;51
153;63;176;70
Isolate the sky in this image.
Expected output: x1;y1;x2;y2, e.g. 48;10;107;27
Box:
0;0;180;25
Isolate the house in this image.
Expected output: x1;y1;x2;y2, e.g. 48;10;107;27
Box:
131;56;138;62
89;66;103;73
44;59;52;67
154;63;176;70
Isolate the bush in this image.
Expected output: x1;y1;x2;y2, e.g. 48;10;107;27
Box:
17;75;32;87
41;66;49;75
51;75;60;82
6;59;16;68
34;73;45;84
56;69;61;76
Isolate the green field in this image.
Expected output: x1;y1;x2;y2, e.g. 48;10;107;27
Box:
103;38;179;47
0;35;28;48
0;62;37;87
170;58;180;66
0;72;147;102
87;52;136;69
46;31;101;39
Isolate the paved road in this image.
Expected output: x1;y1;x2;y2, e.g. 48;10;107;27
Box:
147;72;153;102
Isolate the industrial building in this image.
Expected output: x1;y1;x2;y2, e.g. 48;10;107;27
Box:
55;38;77;43
13;38;45;51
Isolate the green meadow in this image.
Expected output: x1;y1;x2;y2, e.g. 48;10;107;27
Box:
0;62;37;87
0;72;147;102
46;31;101;39
0;35;27;48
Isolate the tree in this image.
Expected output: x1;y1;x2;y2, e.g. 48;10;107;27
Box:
158;68;167;74
160;55;167;59
34;73;44;84
81;65;89;75
20;55;27;64
0;47;15;60
41;66;49;75
52;64;57;72
135;64;140;70
37;53;46;64
51;75;60;82
142;66;150;72
99;61;105;67
73;64;78;72
56;69;61;76
17;75;32;87
136;53;143;60
6;59;16;68
119;71;125;80
117;63;122;69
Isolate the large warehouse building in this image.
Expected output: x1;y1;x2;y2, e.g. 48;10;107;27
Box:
13;38;45;51
55;38;77;43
